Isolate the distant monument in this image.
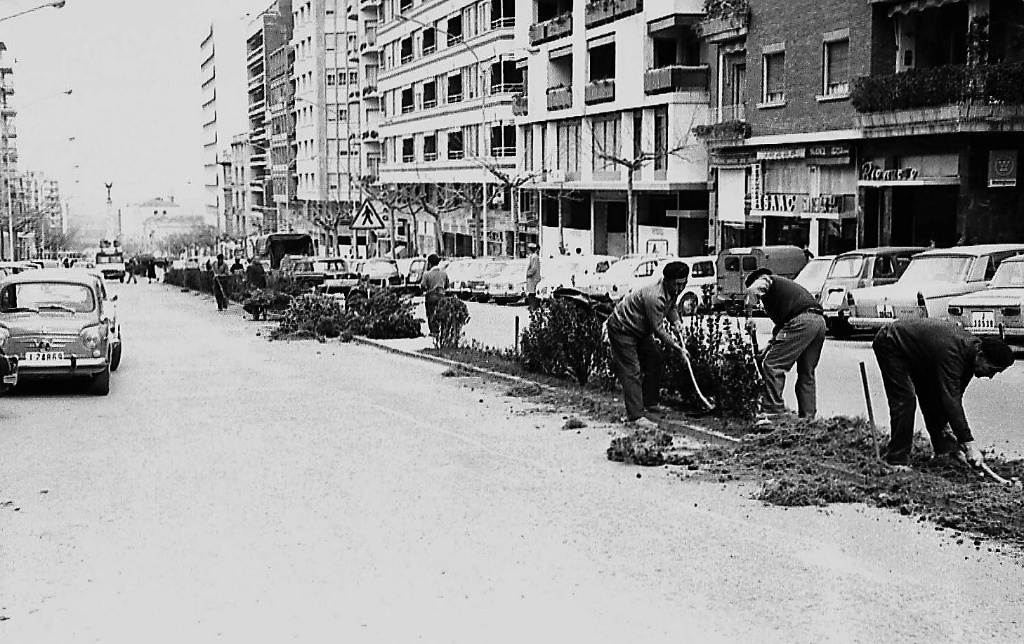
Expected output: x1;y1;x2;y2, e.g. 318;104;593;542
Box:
104;182;120;241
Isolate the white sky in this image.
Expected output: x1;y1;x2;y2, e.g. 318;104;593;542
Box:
1;0;270;224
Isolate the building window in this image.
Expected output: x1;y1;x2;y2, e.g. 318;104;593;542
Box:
762;49;785;105
423;27;436;55
399;0;412;14
326;72;336;86
423;80;437;108
591;114;619;173
522;127;533;171
823;38;850;97
556;119;580;176
490;124;516;157
447;15;463;46
401;87;414;113
400;36;413;64
447;73;463;102
402;138;415;162
447;131;464;159
653;106;668;171
424;134;438;161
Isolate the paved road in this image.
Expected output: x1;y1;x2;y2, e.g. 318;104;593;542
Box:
2;282;1023;643
439;299;1024;457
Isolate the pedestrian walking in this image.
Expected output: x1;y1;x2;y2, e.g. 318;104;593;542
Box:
871;318;1015;467
419;254;449;336
606;261;690;429
245;256;267;290
124;258;139;284
212;254;231;311
525;243;541;309
146;260;157;283
743;267;826;420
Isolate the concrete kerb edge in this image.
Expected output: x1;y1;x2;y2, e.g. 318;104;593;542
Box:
351;336;741;445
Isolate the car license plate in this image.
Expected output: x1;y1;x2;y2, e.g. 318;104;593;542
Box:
824;290;846;308
877;304;896;318
23;351;66;365
970;311;996;329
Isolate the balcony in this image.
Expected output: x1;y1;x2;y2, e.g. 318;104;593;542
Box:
248;99;267;115
710;104;746;123
644;65;710;95
512;94;528;115
585;0;642;29
529;13;572;46
696;8;749;43
359;0;380;8
547;85;573;111
851;62;1024;136
424;151;439;161
491;146;516;158
401;103;414;114
584;79;615;104
491;82;524;96
491;17;515;30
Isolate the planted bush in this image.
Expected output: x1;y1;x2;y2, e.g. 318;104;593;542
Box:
270;294;348;340
432;295;470;349
519;299;605;385
242;289;293;320
347;289;423;340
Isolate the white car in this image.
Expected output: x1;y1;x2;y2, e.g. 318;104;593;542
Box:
946;254;1024;341
582;255;674;302
536;255;618;299
793;255;837;302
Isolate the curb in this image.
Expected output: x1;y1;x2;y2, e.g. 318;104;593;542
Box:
350;335;741;445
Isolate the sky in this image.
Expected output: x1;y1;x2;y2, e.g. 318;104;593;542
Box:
1;0;269;229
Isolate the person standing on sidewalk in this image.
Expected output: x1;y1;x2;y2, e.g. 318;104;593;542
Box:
212;254;231;311
525;243;541;309
146;260;158;283
872;318;1014;467
245;257;267;290
419;254;449;336
606;261;690;429
124;258;138;284
743;268;826;420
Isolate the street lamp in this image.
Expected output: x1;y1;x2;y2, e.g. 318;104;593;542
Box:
0;0;65;23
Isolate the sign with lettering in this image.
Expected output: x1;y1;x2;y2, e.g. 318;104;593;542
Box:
753;193;844;215
807;143;851;158
988;150;1018;188
756;148;806;161
860;162;919;182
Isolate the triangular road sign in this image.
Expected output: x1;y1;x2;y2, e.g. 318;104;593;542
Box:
350;201;387;230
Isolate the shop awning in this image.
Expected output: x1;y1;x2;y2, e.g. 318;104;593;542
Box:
880;0;965;17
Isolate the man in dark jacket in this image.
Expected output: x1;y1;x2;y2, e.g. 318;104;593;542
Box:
872;318;1015;467
744;268;826;419
606;261;690;429
245;257;267;290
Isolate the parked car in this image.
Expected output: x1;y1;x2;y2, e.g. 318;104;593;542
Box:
715;245;808;311
582;255;676;302
0;269;122;395
279;255;358;291
355;258;403;289
820;247;924;337
845;244;1024;334
946;254;1024;342
469;258;516;301
793;256;837;302
396;257;427;295
444;258;485;299
311;258;362;299
483;258;531;304
0;261;39;276
675;255;718;315
536;255;618;300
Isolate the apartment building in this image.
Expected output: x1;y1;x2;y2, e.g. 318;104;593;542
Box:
268;40;298;232
228;133;254;236
377;0;522;256
1;41;17;260
247;0;294;237
698;0;1024;255
200;19;248;234
515;0;712;258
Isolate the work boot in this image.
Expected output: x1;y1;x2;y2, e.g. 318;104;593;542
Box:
625;417;660;431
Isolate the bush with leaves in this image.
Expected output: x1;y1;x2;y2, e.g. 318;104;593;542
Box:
661;314;762;419
270;294;348;340
519;298;605;385
432;295;470;349
347;289;423;339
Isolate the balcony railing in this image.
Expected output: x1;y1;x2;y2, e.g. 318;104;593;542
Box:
401;103;414;114
491;82;524;95
423;97;438;109
585;79;615;104
447;34;464;47
448;92;463;103
512;94;529;115
710;104;746;123
696;8;750;43
402;154;415;163
585;0;643;29
424;151;439;161
644;65;710;94
529;13;573;46
851;62;1024;113
400;52;413;64
492;17;515;30
491;146;516;158
423;43;436;55
547;85;573;111
448;150;465;160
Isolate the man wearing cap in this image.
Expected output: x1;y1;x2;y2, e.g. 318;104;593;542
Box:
525;243;541;309
606;262;690;429
872;318;1015;467
744;268;826;419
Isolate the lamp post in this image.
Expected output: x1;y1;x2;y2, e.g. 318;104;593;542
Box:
0;0;65;24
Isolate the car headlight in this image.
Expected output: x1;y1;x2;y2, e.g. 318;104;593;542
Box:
0;326;9;349
79;325;105;350
948;305;963;317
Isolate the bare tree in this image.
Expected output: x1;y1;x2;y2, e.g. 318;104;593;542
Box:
304;201;353;256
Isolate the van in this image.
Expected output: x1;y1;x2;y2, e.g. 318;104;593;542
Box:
255;233;315;270
715;245;808;311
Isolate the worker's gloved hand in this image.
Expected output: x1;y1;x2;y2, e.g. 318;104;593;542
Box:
744;318;758;335
961;442;985;468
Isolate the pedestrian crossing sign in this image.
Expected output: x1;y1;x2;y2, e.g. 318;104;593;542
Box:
351;201;386;230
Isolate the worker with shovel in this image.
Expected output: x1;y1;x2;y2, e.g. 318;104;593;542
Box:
743;268;827;421
605;261;691;429
871;318;1015;467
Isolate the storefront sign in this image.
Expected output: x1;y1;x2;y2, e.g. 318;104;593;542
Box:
859;162;919;182
756;148;806;161
753;193;844;215
710;152;757;167
988;150;1018;188
807;143;851;158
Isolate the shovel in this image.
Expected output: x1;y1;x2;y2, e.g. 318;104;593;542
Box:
745;323;766;382
672;329;715;413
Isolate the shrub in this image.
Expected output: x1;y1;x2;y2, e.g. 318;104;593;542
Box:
432;295;470;349
270;294;348;340
519;298;605;385
662;314;761;419
347;289;423;339
242;289;293;320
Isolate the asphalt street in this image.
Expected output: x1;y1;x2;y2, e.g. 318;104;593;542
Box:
444;300;1024;457
1;281;1023;643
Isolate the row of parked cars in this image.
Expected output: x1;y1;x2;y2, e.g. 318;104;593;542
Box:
786;243;1024;341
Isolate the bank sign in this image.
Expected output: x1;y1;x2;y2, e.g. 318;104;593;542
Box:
988;150;1018;188
753;193;844;216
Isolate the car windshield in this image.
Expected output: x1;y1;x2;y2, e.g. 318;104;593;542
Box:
601;259;642;280
899;255;973;284
797;260;833;282
988;261;1024;288
364;260;397;277
829;255;864;279
480;261;512;279
313;260;348;272
0;282;96;313
95;254;123;265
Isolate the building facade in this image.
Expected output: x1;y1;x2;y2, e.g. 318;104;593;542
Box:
515;0;712;258
1;42;17;260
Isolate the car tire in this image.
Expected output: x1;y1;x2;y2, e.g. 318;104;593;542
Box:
829;318;853;340
89;365;110;396
110;342;122;372
679;293;699;316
